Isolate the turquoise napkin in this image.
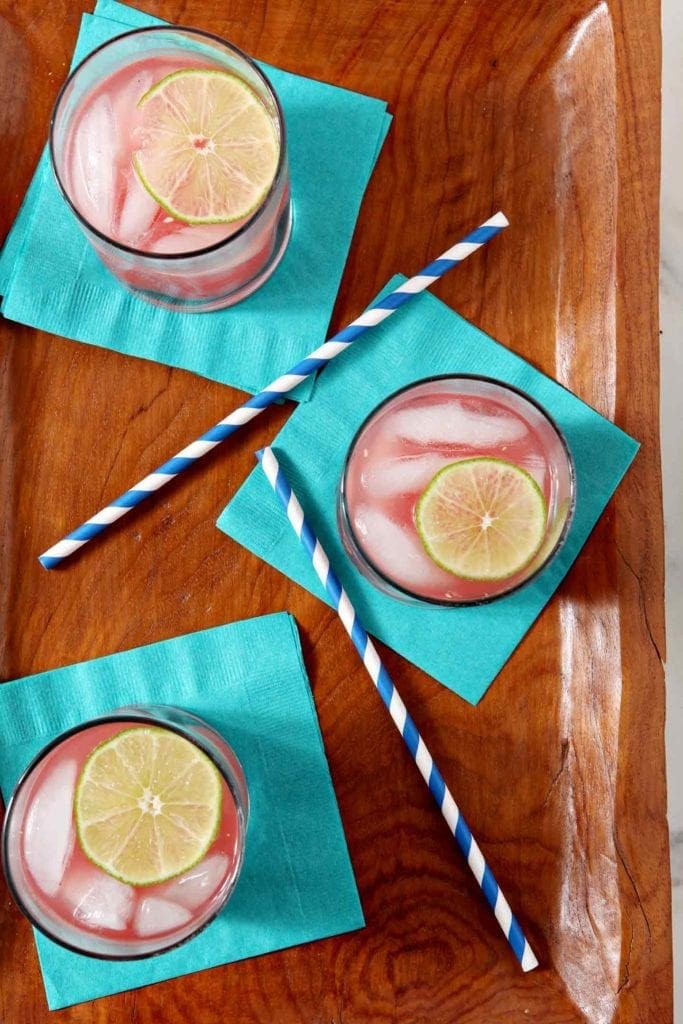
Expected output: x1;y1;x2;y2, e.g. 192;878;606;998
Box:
218;278;639;705
0;613;363;1009
0;0;391;402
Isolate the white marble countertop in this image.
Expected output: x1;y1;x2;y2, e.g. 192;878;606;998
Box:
661;0;680;1014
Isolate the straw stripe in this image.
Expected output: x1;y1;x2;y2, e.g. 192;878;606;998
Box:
395;276;439;293
88;507;131;525
133;474;177;491
39;212;509;568
256;445;538;973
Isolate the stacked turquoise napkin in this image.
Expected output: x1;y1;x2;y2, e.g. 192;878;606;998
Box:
0;613;363;1009
218;278;639;704
0;0;391;401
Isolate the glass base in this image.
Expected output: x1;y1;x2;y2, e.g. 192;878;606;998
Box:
116;200;293;314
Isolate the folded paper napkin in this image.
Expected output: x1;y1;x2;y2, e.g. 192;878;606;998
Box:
0;0;391;401
0;613;363;1009
218;278;639;704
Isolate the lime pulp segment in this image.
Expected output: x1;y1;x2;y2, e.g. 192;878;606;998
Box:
415;457;548;582
74;726;223;887
132;68;280;225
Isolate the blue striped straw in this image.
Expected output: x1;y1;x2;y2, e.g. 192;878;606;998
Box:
39;211;509;568
256;445;539;972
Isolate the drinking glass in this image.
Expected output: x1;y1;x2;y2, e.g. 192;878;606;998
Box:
49;26;291;312
338;375;576;605
2;704;248;959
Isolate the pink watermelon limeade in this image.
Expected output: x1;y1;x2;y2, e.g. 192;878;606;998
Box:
2;708;248;958
339;376;575;604
50;27;291;311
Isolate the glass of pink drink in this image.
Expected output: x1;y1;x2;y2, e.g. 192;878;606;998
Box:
49;27;291;312
339;375;576;605
2;705;248;959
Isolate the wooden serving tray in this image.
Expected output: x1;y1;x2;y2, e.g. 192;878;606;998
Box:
0;0;671;1021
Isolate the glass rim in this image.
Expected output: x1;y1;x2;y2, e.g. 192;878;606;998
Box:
1;706;248;961
338;373;577;608
48;24;288;262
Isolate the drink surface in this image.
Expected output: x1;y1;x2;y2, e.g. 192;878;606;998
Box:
343;381;565;602
64;55;262;254
18;721;240;945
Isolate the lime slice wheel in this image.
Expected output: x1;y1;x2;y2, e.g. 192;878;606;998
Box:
75;726;223;887
415;458;547;582
132;69;280;225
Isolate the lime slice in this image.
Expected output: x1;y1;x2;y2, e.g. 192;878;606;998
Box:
415;458;547;581
75;727;222;887
132;69;279;225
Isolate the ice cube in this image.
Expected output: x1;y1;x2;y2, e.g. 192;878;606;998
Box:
62;867;135;930
134;897;192;937
23;759;77;897
159;854;228;911
116;175;160;247
392;401;528;447
70;94;117;235
361;453;446;498
353;505;452;593
148;223;234;254
111;69;153;126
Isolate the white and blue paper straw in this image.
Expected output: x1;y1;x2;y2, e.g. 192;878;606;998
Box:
256;445;538;972
39;211;509;569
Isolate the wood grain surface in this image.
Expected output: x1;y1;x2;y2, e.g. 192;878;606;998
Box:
0;0;671;1021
